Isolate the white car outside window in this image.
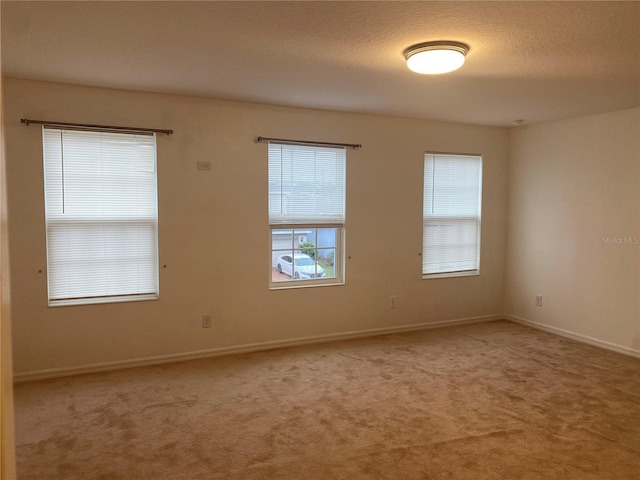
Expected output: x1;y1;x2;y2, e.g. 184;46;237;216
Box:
276;253;325;279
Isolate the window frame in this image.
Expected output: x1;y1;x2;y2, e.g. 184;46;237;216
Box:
269;225;345;289
42;127;160;306
267;142;346;289
422;151;483;279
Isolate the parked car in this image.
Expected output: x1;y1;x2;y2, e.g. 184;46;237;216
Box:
276;253;325;279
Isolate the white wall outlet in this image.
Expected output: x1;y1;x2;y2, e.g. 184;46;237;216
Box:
202;314;213;328
390;295;397;309
535;295;543;307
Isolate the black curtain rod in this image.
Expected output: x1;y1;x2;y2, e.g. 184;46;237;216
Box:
257;136;361;150
21;119;173;136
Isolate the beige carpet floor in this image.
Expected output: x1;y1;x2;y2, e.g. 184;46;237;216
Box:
13;320;640;480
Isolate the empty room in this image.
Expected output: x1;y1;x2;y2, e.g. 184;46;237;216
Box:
1;1;639;479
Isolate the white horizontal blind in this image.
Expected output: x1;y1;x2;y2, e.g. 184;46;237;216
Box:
43;128;159;304
423;153;482;275
268;143;345;225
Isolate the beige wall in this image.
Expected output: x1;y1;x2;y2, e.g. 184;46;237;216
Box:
4;78;509;376
505;108;640;353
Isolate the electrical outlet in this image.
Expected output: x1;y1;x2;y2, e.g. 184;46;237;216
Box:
535;295;543;307
390;295;397;309
202;314;212;328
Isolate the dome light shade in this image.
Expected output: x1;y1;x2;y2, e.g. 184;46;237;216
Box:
404;41;470;74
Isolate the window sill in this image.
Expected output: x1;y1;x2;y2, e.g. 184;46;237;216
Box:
269;279;345;290
48;293;159;307
422;270;479;280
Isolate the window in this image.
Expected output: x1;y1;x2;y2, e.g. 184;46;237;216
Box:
42;128;159;305
268;142;345;287
422;152;482;277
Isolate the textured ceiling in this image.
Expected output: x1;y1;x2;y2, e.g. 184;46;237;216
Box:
2;1;639;126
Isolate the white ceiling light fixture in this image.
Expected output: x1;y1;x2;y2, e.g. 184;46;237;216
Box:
404;41;470;75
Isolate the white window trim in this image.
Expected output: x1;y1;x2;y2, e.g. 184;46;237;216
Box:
269;225;345;290
422;152;482;279
267;141;346;289
49;293;159;308
422;269;481;280
42;127;159;306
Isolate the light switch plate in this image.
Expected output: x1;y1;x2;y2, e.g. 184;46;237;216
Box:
197;161;212;171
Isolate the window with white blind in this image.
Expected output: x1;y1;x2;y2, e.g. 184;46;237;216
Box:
423;152;482;278
268;142;345;287
42;127;159;306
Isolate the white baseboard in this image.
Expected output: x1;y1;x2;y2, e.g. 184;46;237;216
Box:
505;314;640;359
14;314;503;383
